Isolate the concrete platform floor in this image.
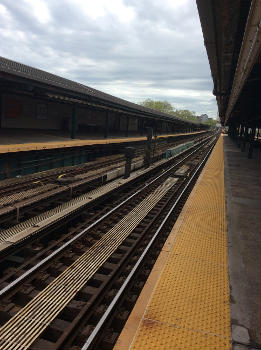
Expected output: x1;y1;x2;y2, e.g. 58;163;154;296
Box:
224;135;261;348
0;129;140;145
0;129;206;146
0;129;207;154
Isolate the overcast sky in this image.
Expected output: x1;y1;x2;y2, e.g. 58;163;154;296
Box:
0;0;217;118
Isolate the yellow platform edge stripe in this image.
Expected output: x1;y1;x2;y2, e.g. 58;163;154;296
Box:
114;136;231;350
0;131;207;154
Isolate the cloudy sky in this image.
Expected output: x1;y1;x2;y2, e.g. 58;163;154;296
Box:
0;0;217;118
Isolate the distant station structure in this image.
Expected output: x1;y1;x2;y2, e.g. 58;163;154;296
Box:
197;0;260;157
0;56;208;142
0;56;209;179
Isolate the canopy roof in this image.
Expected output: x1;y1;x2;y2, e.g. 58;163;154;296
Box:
0;56;207;128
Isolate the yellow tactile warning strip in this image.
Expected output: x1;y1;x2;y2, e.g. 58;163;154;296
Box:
0;131;206;154
114;136;231;350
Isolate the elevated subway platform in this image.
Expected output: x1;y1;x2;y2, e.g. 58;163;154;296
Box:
224;135;261;347
114;136;230;350
0;130;207;154
114;135;261;350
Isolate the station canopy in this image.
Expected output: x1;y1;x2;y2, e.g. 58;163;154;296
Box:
0;56;208;129
197;0;261;127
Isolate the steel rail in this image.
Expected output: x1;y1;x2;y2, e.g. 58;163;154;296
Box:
81;137;217;350
0;138;213;298
0;133;206;193
0;178;179;350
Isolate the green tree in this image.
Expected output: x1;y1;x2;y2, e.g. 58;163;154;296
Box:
203;118;216;129
174;109;198;122
139;99;211;124
140;99;174;114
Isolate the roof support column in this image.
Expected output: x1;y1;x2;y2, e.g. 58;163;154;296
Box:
139;117;144;136
144;127;153;168
159;121;162;135
153;120;157;136
104;111;109;138
248;124;256;159
241;125;248;152
124;147;135;179
233;124;239;141
71;104;78;139
0;93;2;128
125;116;129;137
236;124;240;142
237;124;244;148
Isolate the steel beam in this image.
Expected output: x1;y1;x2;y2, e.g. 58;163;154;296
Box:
225;0;261;124
241;126;248;152
238;124;244;148
125;116;129;137
104;110;109;138
0;92;2;128
71;104;78;139
248;124;256;159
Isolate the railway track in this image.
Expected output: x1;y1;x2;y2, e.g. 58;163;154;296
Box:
0;134;213;259
0;133;216;350
0;133;207;196
0;134;209;228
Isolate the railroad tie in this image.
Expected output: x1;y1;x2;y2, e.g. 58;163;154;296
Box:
0;155;172;247
0;178;125;244
0;184;57;207
0;177;178;350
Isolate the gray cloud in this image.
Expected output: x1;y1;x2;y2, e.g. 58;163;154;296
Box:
0;0;217;118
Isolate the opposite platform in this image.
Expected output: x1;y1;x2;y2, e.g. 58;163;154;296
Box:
114;136;231;350
0;131;206;154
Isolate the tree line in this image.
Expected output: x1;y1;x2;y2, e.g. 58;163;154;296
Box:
139;99;216;127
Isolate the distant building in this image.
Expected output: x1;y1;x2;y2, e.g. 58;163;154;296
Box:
198;114;209;122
